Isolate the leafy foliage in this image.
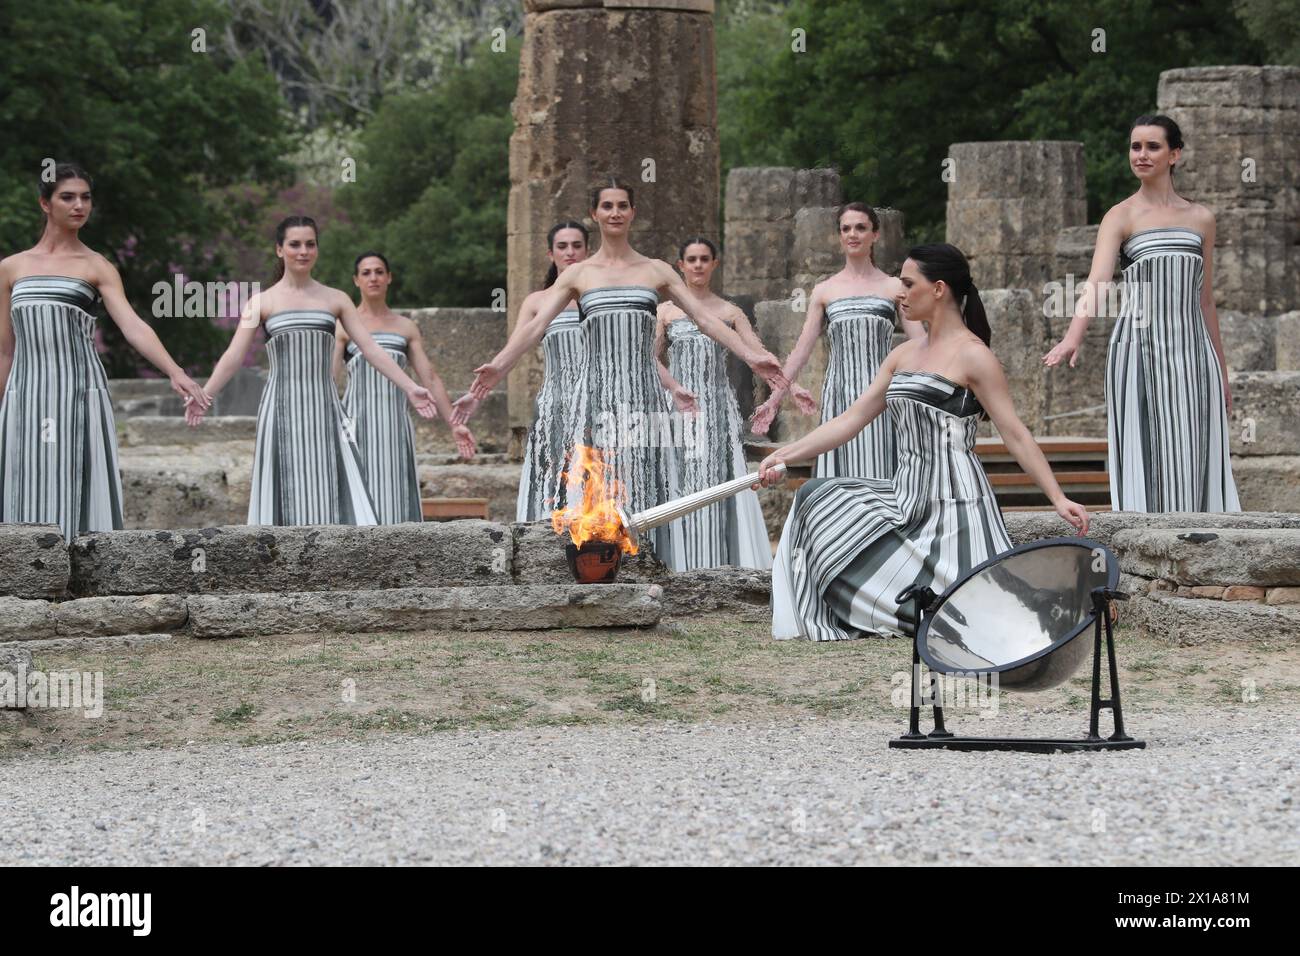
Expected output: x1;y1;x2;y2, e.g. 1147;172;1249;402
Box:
718;0;1265;240
0;0;291;375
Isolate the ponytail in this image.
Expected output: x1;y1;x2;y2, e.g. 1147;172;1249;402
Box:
961;283;991;348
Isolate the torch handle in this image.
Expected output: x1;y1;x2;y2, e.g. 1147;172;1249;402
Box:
628;462;787;534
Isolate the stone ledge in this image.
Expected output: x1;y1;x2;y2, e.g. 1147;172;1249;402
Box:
0;634;175;654
1003;511;1300;552
186;584;663;637
1112;528;1300;587
1121;593;1300;646
53;595;188;637
0;597;56;641
123;415;257;446
0;525;70;599
68;522;513;597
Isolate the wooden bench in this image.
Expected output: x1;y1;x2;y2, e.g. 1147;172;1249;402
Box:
746;435;1112;509
421;497;490;521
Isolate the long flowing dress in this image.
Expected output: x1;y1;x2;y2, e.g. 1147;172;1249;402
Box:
342;332;421;524
772;370;1012;641
666;318;771;570
1106;227;1240;512
559;286;685;570
517;307;584;521
248;309;377;526
0;275;123;542
816;295;898;478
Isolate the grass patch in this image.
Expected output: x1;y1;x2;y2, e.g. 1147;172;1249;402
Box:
3;618;1296;759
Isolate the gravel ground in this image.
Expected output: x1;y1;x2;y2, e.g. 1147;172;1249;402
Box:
3;710;1295;865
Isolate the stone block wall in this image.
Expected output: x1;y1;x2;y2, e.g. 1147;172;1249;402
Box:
1159;66;1300;315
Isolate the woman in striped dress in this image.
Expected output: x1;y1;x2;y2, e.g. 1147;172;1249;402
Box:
752;203;923;478
653;237;771;570
463;179;789;570
186;218;438;526
760;244;1089;641
0;163;210;541
332;251;474;525
454;221;590;521
1044;115;1239;512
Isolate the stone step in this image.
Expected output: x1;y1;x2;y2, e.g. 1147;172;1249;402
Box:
1112;528;1300;587
122;415;257;446
187;584;663;637
1121;592;1300;645
68;522;513;597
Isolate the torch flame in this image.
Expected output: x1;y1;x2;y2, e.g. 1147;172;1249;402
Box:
551;444;638;554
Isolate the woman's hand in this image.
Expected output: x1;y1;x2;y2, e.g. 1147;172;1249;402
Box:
789;382;817;416
1042;335;1082;369
748;351;790;392
1054;497;1090;536
183;392;210;427
749;394;782;436
669;383;697;416
468;361;505;400
453;424;477;461
171;371;211;410
754;453;787;489
450;393;479;426
406;385;438;419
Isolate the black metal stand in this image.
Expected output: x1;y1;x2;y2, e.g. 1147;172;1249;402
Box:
889;586;1146;753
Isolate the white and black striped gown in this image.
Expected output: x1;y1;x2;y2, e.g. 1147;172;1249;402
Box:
772;371;1012;641
561;286;685;570
1107;227;1239;512
248;310;377;526
517;308;583;521
343;333;421;524
0;276;123;541
816;295;898;478
666;319;771;570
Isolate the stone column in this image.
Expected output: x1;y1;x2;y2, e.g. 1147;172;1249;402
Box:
945;142;1087;289
507;0;720;452
723;166;841;302
1158;66;1300;315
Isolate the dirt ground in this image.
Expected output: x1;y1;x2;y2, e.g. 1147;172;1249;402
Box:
2;615;1297;758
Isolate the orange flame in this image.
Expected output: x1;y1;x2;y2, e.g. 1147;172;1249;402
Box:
551;444;638;554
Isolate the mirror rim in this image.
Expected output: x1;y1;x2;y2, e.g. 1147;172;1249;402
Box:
915;536;1118;677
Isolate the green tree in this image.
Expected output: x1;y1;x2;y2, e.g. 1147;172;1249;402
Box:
0;0;291;375
1234;0;1300;65
718;0;1264;242
313;40;519;308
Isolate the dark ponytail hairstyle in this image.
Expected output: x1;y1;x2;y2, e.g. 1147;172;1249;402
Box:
676;235;718;262
905;243;991;348
1130;114;1184;164
37;163;94;237
273;215;318;281
590;176;635;211
837;202;881;264
542;220;590;288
